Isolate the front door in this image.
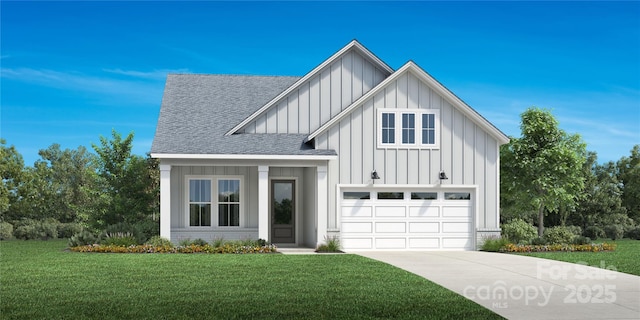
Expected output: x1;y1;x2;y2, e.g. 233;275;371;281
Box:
271;180;295;243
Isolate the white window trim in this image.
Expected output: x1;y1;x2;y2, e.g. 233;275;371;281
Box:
377;108;440;149
185;175;244;229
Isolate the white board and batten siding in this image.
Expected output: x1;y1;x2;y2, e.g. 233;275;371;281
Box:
241;49;389;135
313;69;501;243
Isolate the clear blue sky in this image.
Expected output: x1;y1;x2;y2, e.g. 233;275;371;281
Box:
2;1;639;165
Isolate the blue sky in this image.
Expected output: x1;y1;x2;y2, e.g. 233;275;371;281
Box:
2;1;639;165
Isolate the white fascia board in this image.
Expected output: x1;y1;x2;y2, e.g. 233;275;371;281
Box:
150;153;337;161
307;61;510;145
225;40;394;136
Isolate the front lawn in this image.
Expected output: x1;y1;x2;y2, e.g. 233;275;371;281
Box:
0;240;503;320
517;239;640;276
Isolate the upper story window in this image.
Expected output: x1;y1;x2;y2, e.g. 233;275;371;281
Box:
378;109;439;149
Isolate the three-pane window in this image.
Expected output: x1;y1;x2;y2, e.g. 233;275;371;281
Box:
379;109;439;148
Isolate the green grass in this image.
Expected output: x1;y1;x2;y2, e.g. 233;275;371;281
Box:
0;240;503;320
516;239;640;276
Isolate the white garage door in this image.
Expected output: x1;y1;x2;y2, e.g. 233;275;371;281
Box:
340;190;474;250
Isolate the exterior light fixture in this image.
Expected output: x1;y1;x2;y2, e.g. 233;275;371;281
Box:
371;170;380;180
439;170;448;180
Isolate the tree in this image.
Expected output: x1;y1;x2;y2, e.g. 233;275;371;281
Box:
92;130;158;227
501;107;587;236
617;145;640;224
0;139;25;220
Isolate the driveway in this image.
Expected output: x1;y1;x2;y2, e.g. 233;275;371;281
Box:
354;251;640;320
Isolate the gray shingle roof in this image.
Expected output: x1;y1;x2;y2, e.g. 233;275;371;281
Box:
151;74;337;156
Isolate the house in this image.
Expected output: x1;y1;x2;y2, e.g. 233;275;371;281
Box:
150;40;509;250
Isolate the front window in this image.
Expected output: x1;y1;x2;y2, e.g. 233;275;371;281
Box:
189;179;211;227
218;179;240;226
378;109;439;149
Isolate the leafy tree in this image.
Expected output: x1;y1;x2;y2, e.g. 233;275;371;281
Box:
501;107;586;236
92;130;158;227
617;145;640;224
0;139;25;220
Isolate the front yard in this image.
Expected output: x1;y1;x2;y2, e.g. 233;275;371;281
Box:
0;240;503;320
516;239;640;276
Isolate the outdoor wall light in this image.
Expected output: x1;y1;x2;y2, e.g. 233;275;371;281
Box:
439;170;449;180
371;170;381;180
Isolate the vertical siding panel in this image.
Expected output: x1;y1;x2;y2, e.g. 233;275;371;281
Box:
475;130;487;229
330;62;342;117
341;52;352;110
339;118;351;183
408;149;419;184
408;73;420;109
255;115;266;133
374;68;385;87
397;73;408;108
299;83;310;133
419;150;430;184
397;149;408;184
351;106;363;183
266;108;277;133
464;118;475;184
327;126;340;229
320;69;331;125
277;101;288;133
385;149;397;184
363;60;374;92
352;52;363;101
362;100;374;184
316;132;328;149
440;99;452;182
309;77;321;131
419;82;430;109
486;138;499;229
386;81;397;109
373;93;386;179
289;92;299;134
452;107;464;184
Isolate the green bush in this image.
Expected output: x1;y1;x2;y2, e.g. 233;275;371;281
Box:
68;230;98;247
0;222;14;240
316;235;341;252
584;226;606;239
565;225;582;237
133;219;160;242
480;236;510;252
102;222;144;244
571;236;591;245
13;219;58;240
625;227;640;240
101;232;137;247
191;238;208;246
501;219;537;244
530;236;547;245
604;224;624;240
57;223;83;239
543;226;574;244
145;235;173;247
211;237;225;248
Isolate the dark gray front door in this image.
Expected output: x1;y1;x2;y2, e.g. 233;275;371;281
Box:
271;180;295;243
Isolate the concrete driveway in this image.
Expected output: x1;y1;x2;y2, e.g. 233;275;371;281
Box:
354;251;640;320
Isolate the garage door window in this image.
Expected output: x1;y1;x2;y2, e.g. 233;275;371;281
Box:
343;192;371;200
411;192;437;200
445;192;471;200
377;192;404;200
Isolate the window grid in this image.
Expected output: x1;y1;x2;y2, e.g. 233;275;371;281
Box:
402;113;415;144
218;179;240;227
381;113;395;144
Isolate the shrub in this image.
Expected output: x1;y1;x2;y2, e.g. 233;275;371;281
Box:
191;238;208;246
178;238;193;246
101;232;137;247
625;227;640;240
68;229;98;247
316;235;341;253
133;219;160;242
0;222;14;240
571;236;591;245
57;223;83;239
480;236;510;252
501;219;537;244
102;222;144;244
604;224;624;240
543;226;574;244
565;225;582;237
530;237;547;245
13;220;58;240
145;236;173;247
210;237;225;248
584;226;606;239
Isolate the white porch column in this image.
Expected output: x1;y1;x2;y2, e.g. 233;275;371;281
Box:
159;164;172;240
258;166;269;241
316;165;328;246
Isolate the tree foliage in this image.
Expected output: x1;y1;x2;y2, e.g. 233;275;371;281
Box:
501;107;587;236
617;145;640;223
